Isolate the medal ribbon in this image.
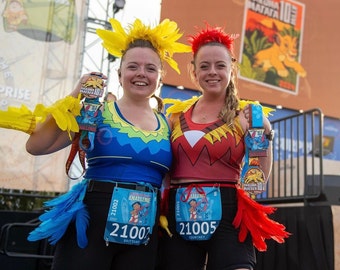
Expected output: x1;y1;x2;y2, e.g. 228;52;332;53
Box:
66;74;104;178
241;104;268;196
180;184;207;202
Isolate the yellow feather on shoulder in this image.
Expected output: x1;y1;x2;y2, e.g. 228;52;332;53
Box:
163;96;275;117
163;96;200;116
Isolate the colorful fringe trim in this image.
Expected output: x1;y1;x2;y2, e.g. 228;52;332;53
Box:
232;185;291;251
163;97;276;118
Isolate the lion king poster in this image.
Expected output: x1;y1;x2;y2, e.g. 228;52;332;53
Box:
239;0;306;94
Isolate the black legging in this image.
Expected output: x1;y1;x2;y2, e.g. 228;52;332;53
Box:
52;190;160;270
158;187;256;270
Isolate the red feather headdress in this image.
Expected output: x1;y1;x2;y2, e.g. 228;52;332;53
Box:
188;22;239;55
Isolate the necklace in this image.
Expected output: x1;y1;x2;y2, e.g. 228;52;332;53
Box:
194;103;220;122
193;110;219;123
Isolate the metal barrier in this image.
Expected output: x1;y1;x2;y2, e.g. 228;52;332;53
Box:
0;218;54;259
257;108;325;204
0;192;57;265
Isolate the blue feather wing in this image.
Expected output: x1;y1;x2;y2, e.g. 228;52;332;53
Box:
75;205;90;248
28;181;90;247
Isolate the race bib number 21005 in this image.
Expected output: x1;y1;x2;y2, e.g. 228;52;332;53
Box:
175;186;222;241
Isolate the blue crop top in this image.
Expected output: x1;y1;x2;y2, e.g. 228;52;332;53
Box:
84;102;172;188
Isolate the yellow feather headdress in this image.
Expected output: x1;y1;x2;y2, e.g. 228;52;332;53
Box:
96;18;191;74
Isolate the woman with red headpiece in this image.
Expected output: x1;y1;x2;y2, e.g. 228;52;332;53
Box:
159;23;289;270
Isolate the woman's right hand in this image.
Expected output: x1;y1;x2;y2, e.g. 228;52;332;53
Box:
26;72;106;155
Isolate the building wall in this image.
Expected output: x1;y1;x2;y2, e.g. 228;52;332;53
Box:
160;0;339;119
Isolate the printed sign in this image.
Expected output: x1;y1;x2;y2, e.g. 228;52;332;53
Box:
239;0;306;94
175;186;222;241
0;0;84;192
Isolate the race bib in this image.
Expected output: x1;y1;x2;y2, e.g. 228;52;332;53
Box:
104;186;157;245
175;185;222;241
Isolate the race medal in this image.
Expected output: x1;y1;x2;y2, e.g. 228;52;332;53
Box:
175;186;222;241
80;74;104;98
241;165;266;194
104;187;157;245
78;74;104;132
241;104;269;196
78;101;102;132
245;129;269;157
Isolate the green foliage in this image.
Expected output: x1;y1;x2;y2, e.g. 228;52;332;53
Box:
241;28;301;87
241;30;272;81
243;30;271;61
240;54;266;82
281;26;300;39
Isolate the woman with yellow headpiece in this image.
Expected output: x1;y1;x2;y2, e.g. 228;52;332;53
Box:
0;18;190;270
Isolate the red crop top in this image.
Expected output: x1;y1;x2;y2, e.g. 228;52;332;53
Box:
170;105;245;183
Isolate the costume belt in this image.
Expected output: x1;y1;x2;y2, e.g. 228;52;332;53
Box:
170;182;237;189
87;180;158;193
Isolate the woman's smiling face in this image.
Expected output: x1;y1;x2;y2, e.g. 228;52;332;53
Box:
119;47;162;99
194;44;233;96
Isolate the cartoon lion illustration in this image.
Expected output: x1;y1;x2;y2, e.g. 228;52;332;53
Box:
83;77;104;89
244;168;265;184
253;28;307;78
